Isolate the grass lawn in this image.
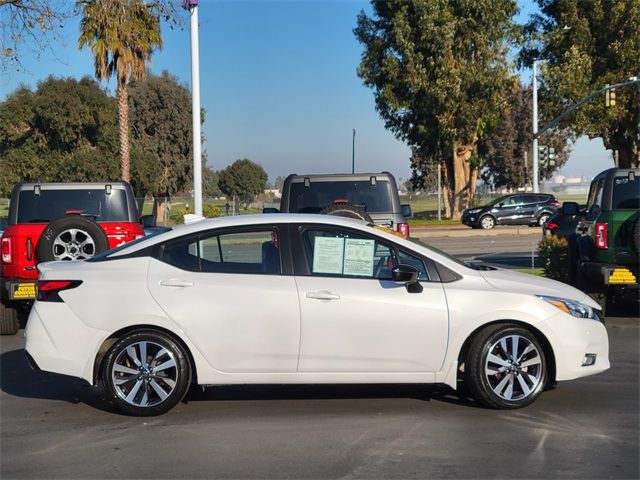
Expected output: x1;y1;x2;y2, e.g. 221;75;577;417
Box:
515;268;545;277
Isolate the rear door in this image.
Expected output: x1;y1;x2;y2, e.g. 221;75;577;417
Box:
292;225;449;373
147;225;300;373
495;196;521;224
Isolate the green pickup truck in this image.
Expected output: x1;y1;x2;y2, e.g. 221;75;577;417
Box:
571;168;639;314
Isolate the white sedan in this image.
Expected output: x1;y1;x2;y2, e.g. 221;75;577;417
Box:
25;214;609;416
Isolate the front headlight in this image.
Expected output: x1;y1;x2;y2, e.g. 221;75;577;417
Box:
538;295;598;319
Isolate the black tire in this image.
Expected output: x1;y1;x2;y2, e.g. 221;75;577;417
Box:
634;219;640;254
37;215;109;262
320;203;373;222
464;324;547;409
102;330;191;416
0;303;19;335
573;257;607;316
479;215;495;230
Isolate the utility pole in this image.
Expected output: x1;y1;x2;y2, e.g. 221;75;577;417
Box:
351;129;356;174
437;163;442;221
532;60;540;193
524;150;528;191
184;0;203;216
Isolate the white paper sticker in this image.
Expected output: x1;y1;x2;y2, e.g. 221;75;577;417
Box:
343;238;375;277
313;236;345;274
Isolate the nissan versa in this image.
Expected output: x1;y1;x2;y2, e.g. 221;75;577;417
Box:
25;214;609;416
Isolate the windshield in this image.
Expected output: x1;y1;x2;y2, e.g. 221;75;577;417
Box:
288;180;394;213
612;175;639;209
87;230;169;262
17;189;129;223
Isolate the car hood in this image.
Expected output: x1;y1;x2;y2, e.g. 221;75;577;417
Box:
479;268;601;310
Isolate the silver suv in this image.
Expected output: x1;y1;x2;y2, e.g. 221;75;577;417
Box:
275;172;413;236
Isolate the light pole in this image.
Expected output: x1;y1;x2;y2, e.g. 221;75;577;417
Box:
184;0;203;216
351;129;356;174
532;60;540;193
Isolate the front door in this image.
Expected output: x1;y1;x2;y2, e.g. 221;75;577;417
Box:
294;227;449;373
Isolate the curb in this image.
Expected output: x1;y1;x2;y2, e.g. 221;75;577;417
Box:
410;227;543;239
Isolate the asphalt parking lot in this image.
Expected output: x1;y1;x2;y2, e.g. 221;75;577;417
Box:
1;315;638;479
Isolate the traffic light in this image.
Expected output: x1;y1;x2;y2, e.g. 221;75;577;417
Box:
605;84;616;107
548;147;557;167
538;145;548;166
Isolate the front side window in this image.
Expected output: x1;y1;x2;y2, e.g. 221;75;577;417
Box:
160;228;280;274
301;228;428;280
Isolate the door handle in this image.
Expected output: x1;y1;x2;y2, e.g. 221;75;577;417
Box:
305;290;340;301
159;279;194;288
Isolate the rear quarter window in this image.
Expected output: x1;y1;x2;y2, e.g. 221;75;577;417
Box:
612;176;639;209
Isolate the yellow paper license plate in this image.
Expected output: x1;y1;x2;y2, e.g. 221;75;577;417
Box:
11;282;36;300
608;268;637;285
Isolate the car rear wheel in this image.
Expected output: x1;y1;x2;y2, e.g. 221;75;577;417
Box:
37;215;109;262
102;331;191;416
465;324;547;409
480;215;495;229
0;303;19;335
538;213;551;226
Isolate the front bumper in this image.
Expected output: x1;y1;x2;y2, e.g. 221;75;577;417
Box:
538;312;610;382
461;212;481;227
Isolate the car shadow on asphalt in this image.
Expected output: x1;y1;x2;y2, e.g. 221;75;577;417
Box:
0;348;121;414
0;347;482;414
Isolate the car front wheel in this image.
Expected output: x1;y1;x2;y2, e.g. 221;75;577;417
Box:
102;331;191;416
465;324;547;409
480;215;495;229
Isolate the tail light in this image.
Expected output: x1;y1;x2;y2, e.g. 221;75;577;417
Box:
36;280;82;302
1;237;12;264
550;200;561;208
547;222;558;230
595;222;608;249
397;223;410;237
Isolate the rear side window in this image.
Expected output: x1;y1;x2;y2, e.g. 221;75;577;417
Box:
288;181;394;213
587;178;606;211
160;229;281;274
17;189;129;223
612;176;639;209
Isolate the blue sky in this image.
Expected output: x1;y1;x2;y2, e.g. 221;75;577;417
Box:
1;0;612;184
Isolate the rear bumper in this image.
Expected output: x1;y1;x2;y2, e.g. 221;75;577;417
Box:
24;301;109;384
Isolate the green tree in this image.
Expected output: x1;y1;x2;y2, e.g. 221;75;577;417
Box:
128;71;203;196
523;0;640;168
203;165;222;198
0;76;119;196
218;159;268;207
78;0;162;182
355;0;517;219
479;83;570;189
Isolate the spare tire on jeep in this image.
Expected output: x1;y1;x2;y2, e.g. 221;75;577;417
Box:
37;215;109;262
321;203;373;222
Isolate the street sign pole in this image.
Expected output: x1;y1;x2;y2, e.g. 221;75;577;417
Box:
185;1;203;217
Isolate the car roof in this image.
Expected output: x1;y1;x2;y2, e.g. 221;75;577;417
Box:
285;172;395;182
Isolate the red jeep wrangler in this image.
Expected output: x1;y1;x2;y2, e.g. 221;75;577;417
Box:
0;182;145;334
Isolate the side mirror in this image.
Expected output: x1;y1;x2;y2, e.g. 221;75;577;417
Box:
498;202;505;207
561;201;579;216
263;207;280;214
392;264;422;293
140;214;156;228
401;204;413;219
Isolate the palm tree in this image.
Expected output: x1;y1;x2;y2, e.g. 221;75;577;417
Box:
78;0;162;181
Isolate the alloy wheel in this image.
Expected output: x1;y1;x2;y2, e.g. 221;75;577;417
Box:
484;334;543;401
111;340;179;408
52;228;96;260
